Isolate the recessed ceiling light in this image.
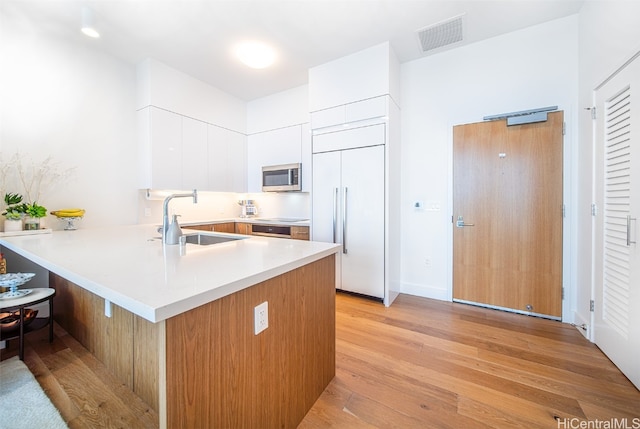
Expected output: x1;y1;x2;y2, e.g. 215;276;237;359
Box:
81;27;100;38
81;7;100;38
234;41;276;69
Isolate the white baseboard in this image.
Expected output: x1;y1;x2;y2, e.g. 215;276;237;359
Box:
400;282;449;301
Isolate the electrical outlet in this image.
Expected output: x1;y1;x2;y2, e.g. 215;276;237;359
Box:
144;207;151;217
425;258;431;267
254;301;268;335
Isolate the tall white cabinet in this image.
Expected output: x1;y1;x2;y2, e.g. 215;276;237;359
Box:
311;104;399;304
313;139;385;298
309;42;401;306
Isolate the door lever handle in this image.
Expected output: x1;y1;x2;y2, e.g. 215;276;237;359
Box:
456;215;475;228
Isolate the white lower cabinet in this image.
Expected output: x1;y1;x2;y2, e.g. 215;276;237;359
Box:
312;144;384;299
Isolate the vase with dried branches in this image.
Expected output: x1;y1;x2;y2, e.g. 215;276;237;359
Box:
0;152;75;232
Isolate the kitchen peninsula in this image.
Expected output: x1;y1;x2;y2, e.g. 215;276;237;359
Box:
0;225;339;429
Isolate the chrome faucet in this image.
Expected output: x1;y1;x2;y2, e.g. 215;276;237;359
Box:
162;189;198;244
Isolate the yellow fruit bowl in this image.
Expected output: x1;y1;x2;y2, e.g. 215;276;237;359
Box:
51;209;85;230
50;208;85;218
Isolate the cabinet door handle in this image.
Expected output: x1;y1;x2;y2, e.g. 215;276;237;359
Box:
333;188;338;244
627;215;637;246
343;187;348;254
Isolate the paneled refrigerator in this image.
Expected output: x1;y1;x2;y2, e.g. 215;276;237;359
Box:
312;135;385;299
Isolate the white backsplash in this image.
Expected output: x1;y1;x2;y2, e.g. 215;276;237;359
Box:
240;192;310;219
137;190;310;225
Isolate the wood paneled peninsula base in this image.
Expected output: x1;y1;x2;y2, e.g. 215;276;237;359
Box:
51;254;336;429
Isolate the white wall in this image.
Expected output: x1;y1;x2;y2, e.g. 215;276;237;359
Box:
575;1;640;334
0;3;138;229
400;16;579;313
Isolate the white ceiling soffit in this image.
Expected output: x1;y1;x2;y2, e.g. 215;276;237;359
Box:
417;14;465;53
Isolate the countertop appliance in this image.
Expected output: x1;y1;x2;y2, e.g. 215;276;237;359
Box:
238;200;257;218
262;163;301;192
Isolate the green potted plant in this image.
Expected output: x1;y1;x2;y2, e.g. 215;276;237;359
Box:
2;193;27;232
24;201;47;230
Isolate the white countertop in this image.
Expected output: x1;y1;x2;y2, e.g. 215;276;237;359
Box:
0;225;338;323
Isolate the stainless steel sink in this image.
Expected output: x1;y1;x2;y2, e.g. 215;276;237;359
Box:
182;233;244;246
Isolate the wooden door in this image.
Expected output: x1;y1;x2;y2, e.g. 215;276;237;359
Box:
453;111;563;318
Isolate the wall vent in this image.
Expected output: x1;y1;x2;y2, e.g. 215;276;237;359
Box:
417;14;464;53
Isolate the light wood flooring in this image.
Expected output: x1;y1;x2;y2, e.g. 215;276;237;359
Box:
2;292;639;428
1;321;158;428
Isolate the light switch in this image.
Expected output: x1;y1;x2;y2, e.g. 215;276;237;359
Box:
425;200;441;211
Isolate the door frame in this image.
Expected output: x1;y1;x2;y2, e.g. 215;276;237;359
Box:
446;109;576;323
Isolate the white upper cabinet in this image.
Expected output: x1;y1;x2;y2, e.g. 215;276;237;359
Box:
313;123;385;154
247;125;310;192
310;96;388;131
138;106;246;192
138;106;182;189
208;124;247;192
345;96;387;123
137;59;248;192
308;42;400;113
300;122;311;193
140;107;208;190
182;116;208;190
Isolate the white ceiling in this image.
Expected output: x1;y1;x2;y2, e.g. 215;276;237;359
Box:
3;0;584;101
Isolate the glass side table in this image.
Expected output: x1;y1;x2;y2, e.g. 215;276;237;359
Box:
0;288;56;360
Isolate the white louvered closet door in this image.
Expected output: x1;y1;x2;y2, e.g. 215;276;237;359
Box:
594;52;640;389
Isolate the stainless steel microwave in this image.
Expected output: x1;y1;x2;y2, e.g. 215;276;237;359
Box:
262;163;301;192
